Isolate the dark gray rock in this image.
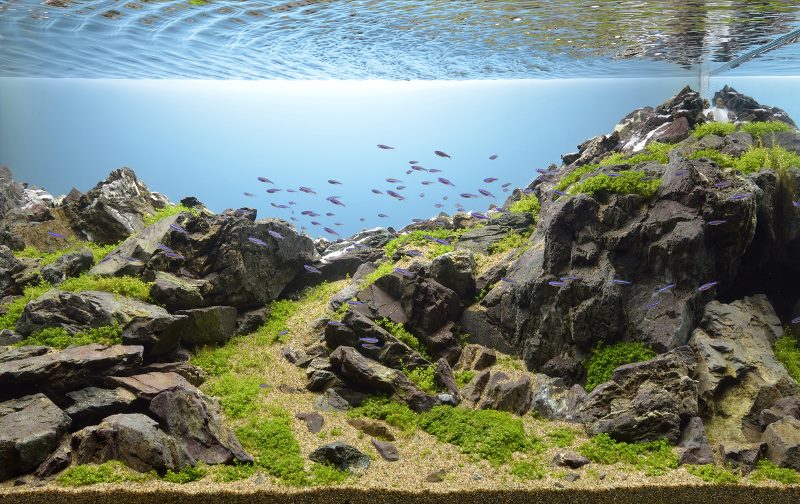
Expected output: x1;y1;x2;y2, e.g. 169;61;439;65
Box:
463;369;491;404
551;451;589;469
150;387;253;465
0;394;71;482
347;418;394;441
580;346;698;444
0;344;143;401
72;413;195;474
134;361;207;387
762;416;800;470
34;440;71;478
430;249;476;301
236;307;268;336
40;249;94;285
371;439;399;461
0;345;49;364
0;328;23;346
108;371;192;401
760;395;800;429
425;469;447;483
476;372;533;415
714;85;797;127
64;387;137;427
148;271;206;311
174;306;237;346
456;213;535;254
0;166;24;221
718;442;765;475
434;358;461;403
530;375;587;422
296;412;325;434
455;344;497;371
309;442;370;473
677;417;714;466
313;387;367;412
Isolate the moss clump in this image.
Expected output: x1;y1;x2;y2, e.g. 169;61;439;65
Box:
508;194;541;222
214;461;257;482
546;427;577;448
376;318;428;358
361;261;395;287
555;163;599;192
488;229;531;255
689;149;736;168
599;142;674;167
16;324;122;349
584;341;656;392
347;396;418;434
162;465;207;484
143;204;199;227
308;462;349;486
417;406;544;465
741;121;793;144
733;146;800;174
569;171;661;199
57;460;154;486
14;240;120;267
58;274;153;302
383;228;466;259
402;364;439;395
509;460;546;480
0;281;53;331
205;374;262;419
749;459;800;484
454;369;475;387
774;328;800;383
252;299;298;345
692;122;738;138
578;433;678;476
685;464;739;484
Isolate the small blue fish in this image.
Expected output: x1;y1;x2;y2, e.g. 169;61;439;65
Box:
248;237;268;247
286;189;297;193
793;201;800;208
411;165;428;172
470;212;489;220
257;177;273;184
328;180;342;185
405;250;423;257
409;160;419;164
406;170;413;175
259;383;272;389
492;207;510;214
361;344;382;350
271;203;289;209
606;173;621;177
612;279;632;285
522;189;534;194
500;277;516;284
502;183;511;188
278;329;289;335
479;189;495;198
299;186;316;195
419;193;425;198
266;188;282;193
326;196;346;207
675;170;688;176
434;150;451;159
791;316;800;324
359;218;366;222
548;281;566;287
359;337;380;344
324;227;340;237
484;178;498;183
290;217;298;221
157;243;175;253
657;283;675;293
443;196;449;200
489;155;498;160
707;220;727;226
425;235;450;246
169;223;188;235
728;193;751;201
347;300;365;305
553;190;568;196
714;181;731;189
387;190;405;201
288;201;296;205
371;189;384;195
429;168;442;173
326;212;335;216
268;230;284;240
304;264;322;274
47;231;65;238
327;320;345;326
310;221;321;226
536;168;548;174
434;203;444;209
421;181;434;186
461;193;479;198
396;186;406;190
645;300;661;309
386;178;402;184
164;252;184;260
394;267;415;277
378;213;389;218
377;144;394;150
438;177;455;187
697;281;719;292
243;192;256;197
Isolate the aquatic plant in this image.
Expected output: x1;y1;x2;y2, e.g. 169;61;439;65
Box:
685;464;739;484
377;318;429;358
162;465;207;484
417;406;544;465
57;274;154;302
599;141;674;167
0;280;53;331
361;261;396;287
584;341;656;392
741;121;793;144
383;228;465;259
234;408;309;486
569;171;661;199
142;203;199;227
251;299;298;345
204;374;262;419
454;369;475;387
773;327;800;383
692;122;738;138
57;460;154;486
347;396;418;434
689;149;736;168
16;324;122;349
733;146;800;174
509;460;546;480
487;229;531;255
14;240;120;266
578;433;678;475
401;363;439;395
546;426;577;448
749;459;800;484
508;193;541;222
214;461;256;482
555;163;599;192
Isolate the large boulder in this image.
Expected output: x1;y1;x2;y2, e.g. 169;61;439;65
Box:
0;393;71;482
462;369;533;415
64;387;138;428
0;344;143;401
147;271;206;311
714;85;797;127
456;213;535;254
0;166;24;221
580;346;699;444
529;374;587;422
149;387;252;465
0;245;26;296
40;249;94;285
762;416;800;470
174;306;237;346
72;413;195;474
690;296;800;443
429;249;476;301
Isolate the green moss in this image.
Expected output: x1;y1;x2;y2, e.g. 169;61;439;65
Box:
417;405;543;465
495;354;525;372
252;299;299;345
546;427;577;448
234;408;308;486
191;344;238;377
599;142;674;167
58;274;153;302
454;369;475;387
689;149;736;168
692;122;737;138
402;364;439;395
578;433;678;476
383;228;466;259
750;459;800;485
57;460;155;486
685;464;739;484
733;146;800;174
774;328;800;383
509;460;546;480
741;121;793;144
555;163;599;192
584;341;656;392
143;204;199;227
14;240;120;267
162;465;207;484
214;461;256;482
508;194;541;223
205;374;261;419
376;318;429;358
474;283;494;303
569;170;661;199
308;463;349;486
0;280;53;331
347;396;418;434
361;261;395;287
16;324;122;349
488;229;531;255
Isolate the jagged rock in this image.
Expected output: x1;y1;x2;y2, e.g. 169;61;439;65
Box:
474;258;510;294
691;296;799;443
0;394;72;482
430;250;476;301
236;307;268;336
551;451;589;469
347;418;394;441
529;374;587;422
0;166;24;221
64;387;137;428
0;245;26;295
306;357;340;392
476;371;533;415
61;168;170;244
0;328;23;346
329;263;376;310
309;442;370;473
328;346;437;412
541;355;583;383
580;346;698;444
456;213;535;254
40;249;94;285
34;440;71;478
371;439;399;461
714;85;797;127
174;306;237;346
433;358;461;403
72;413;194;474
762;416;800;470
121;312;188;359
108;371;192;400
463;369;491;403
313;386;367;412
0;345;49;364
677;417;714;465
135;361;207;387
651;116;690;144
296;412;325;434
148;271;205;311
150;387;253;465
458;306;515;354
760;396;800;429
0;344;143;401
455;344;497;371
718;442;764;475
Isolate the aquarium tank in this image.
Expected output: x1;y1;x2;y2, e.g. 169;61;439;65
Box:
2;1;800;501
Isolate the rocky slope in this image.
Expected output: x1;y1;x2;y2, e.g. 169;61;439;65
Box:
2;86;800;491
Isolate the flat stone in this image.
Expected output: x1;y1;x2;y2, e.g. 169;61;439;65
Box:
175;306;237;346
762;416;800;470
551;451;590;469
564;472;580;483
64;387;137;427
296;412;325;434
0;345;49;364
371;439;399;461
309;442;370;473
108;371;192;400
